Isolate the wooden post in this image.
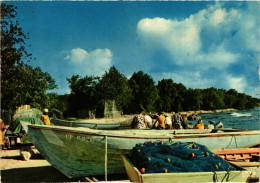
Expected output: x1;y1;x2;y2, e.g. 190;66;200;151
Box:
105;135;107;182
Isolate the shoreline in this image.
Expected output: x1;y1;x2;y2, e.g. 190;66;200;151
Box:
179;108;237;117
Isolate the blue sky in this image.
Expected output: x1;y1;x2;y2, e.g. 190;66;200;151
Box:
7;1;260;97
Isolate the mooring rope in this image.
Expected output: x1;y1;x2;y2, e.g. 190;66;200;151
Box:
225;136;234;149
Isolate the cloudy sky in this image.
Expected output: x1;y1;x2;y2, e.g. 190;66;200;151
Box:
8;1;260;97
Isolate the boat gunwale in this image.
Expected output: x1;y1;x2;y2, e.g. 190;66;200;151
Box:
27;124;260;140
52;118;121;125
121;154;250;182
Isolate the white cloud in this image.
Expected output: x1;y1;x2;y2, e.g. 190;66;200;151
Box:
135;2;259;97
136;3;259;69
137;18;171;36
209;8;227;26
226;75;246;93
65;48;88;63
195;45;239;69
65;48;113;76
137;17;201;59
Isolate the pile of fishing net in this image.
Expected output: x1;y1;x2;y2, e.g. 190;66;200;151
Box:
130;141;236;174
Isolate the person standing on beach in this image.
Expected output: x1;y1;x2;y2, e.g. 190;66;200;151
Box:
41;108;50;126
0;118;7;147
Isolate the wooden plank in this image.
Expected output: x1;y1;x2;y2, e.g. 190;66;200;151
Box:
213;148;260;155
226;154;252;159
252;154;260;157
91;177;99;182
225;157;251;161
228;161;260;167
82;177;93;182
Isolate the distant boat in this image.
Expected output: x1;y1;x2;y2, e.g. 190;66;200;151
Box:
22;123;260;178
50;118;133;129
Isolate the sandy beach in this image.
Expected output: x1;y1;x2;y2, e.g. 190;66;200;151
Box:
0;148;79;182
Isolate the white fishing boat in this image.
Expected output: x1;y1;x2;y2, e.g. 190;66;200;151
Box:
22;122;260;178
51;118;121;129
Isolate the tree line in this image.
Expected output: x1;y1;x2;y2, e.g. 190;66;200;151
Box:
62;66;259;118
1;4;259;118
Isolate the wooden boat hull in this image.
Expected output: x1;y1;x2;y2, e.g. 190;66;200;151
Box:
213;148;260;163
121;154;251;183
26;125;260;178
213;148;260;181
51;118;120;129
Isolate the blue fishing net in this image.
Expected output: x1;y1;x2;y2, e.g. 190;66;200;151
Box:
130;141;236;174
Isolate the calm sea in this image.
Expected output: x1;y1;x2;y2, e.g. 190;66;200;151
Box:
191;107;260;130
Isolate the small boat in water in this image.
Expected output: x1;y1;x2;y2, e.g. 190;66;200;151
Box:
50;117;132;129
22;123;260;178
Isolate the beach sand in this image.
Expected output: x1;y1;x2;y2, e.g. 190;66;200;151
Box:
0;148;79;182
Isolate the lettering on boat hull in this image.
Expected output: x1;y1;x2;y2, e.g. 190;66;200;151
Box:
65;134;92;142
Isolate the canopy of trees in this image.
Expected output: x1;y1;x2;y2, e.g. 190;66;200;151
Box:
97;66;132;114
65;66;259;117
128;71;158;113
1;4;57;110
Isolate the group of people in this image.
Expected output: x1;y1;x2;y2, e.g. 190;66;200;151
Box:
131;111;204;130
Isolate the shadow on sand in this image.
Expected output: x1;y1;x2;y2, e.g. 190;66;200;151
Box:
1;153;44;160
1;166;79;182
1;165;129;182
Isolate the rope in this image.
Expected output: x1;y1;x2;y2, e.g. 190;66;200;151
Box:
226;171;230;182
213;171;218;182
234;136;238;148
225;136;234;149
221;171;229;182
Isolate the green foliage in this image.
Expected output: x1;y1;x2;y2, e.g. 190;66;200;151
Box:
97;66;132;114
1;3;57;110
67;75;99;116
66;67;132;117
128;71;158;113
184;89;202;111
156;79;177;112
64;66;258;117
201;87;225;110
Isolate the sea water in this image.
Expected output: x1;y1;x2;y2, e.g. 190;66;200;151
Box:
192;107;259;130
